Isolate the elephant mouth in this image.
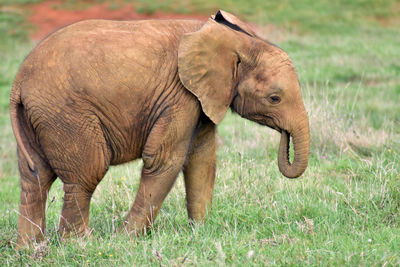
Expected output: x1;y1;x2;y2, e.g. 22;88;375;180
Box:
238;111;309;179
248;114;281;132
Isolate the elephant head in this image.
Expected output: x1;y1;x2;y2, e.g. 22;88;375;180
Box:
178;10;309;178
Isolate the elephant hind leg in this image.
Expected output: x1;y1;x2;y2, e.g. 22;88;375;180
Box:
58;183;97;238
16;107;57;247
17;146;57;247
39;117;112;238
57;140;111;238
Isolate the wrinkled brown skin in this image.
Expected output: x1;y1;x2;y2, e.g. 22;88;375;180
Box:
10;11;309;247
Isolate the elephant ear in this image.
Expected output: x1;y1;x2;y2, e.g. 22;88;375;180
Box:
211;10;258;38
178;11;255;124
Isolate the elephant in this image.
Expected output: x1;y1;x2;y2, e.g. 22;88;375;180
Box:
10;10;309;246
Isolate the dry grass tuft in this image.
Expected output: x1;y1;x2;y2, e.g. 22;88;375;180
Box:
303;81;396;159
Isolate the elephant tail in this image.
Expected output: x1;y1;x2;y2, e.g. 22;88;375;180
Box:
10;83;38;177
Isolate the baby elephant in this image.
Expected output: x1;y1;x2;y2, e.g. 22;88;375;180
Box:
10;10;309;246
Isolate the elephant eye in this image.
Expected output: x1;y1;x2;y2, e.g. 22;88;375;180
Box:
268;95;281;104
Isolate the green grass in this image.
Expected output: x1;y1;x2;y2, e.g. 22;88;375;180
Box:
1;0;400;265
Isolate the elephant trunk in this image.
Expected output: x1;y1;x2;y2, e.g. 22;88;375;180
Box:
277;112;310;178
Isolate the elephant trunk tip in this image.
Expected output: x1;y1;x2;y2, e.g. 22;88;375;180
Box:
277;129;309;179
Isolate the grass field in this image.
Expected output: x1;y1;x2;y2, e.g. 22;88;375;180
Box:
1;0;399;265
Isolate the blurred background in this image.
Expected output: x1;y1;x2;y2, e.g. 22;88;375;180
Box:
0;0;399;265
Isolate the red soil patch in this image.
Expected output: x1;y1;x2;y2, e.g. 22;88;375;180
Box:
28;1;208;40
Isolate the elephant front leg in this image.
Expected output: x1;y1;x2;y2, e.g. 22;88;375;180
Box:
121;111;199;234
183;122;216;222
122;163;184;234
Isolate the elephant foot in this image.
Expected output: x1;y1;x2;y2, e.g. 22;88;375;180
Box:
118;217;149;236
58;183;93;241
59;225;92;239
16;191;49;248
